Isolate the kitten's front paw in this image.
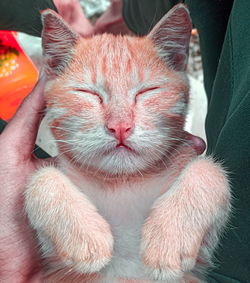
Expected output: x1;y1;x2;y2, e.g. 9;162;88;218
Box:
54;218;114;273
25;167;114;274
140;219;199;281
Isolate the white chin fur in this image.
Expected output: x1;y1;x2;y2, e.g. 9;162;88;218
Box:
72;147;161;175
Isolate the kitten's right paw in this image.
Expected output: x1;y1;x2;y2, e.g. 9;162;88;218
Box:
54;220;114;273
25;167;114;274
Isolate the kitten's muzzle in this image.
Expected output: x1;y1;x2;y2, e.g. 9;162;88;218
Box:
106;122;134;144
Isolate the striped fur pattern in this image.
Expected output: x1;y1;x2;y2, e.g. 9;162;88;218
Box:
25;5;231;282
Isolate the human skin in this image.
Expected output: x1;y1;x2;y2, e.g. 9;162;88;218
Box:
53;0;130;36
0;75;48;282
53;0;95;36
94;0;132;35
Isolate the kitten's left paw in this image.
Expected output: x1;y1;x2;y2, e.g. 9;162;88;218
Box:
144;265;184;282
140;220;199;281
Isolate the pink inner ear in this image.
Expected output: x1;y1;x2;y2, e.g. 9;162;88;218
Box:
41;9;80;75
149;5;192;71
43;21;59;35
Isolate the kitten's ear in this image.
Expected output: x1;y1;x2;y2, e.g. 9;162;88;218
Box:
41;9;80;77
148;4;192;71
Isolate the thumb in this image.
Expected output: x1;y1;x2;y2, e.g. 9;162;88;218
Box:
2;73;47;159
184;131;206;155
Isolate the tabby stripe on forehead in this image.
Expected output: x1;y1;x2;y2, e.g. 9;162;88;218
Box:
126;58;132;73
143;69;150;82
96;58;104;86
84;67;99;86
83;68;92;84
102;55;107;76
131;63;139;84
91;68;97;84
131;62;152;84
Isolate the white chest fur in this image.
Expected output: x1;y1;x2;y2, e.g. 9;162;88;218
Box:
62;164;171;280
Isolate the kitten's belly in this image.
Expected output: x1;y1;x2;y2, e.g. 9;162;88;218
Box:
72;174;171;281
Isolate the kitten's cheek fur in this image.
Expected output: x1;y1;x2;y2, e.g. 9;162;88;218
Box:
140;157;231;281
24;166;114;273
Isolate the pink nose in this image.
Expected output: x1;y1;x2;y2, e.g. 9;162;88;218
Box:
106;122;133;143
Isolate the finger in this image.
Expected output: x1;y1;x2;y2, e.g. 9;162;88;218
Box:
184;131;206;155
53;0;94;36
2;73;47;158
192;135;206;155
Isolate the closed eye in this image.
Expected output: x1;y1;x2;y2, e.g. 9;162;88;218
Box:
74;89;103;103
135;87;160;102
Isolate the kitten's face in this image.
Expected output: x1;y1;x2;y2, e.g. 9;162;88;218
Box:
42;6;191;176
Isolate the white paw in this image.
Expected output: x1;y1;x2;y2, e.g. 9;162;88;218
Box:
140;221;198;281
63;256;111;274
181;257;196;272
145;266;183;282
56;230;114;273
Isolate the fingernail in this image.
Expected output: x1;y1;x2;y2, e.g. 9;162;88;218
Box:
37;74;48;88
38;68;47;81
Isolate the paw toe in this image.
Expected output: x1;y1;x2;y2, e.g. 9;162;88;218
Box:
145;266;183;281
181;257;196;272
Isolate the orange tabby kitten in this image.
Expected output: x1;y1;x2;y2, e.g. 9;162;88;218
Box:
25;4;231;283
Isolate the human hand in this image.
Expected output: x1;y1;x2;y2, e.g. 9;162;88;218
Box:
0;74;50;282
94;0;132;35
53;0;94;37
185;131;206;155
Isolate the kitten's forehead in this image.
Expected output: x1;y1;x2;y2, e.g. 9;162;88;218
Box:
47;34;189;108
71;34;172;90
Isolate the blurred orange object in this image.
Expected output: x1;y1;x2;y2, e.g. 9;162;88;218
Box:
0;31;38;121
192;28;198;36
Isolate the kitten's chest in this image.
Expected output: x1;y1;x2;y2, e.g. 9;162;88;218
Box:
75;174;170;228
64;171;172;279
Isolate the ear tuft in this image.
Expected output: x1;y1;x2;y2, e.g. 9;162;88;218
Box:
148;4;192;71
41;9;80;77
